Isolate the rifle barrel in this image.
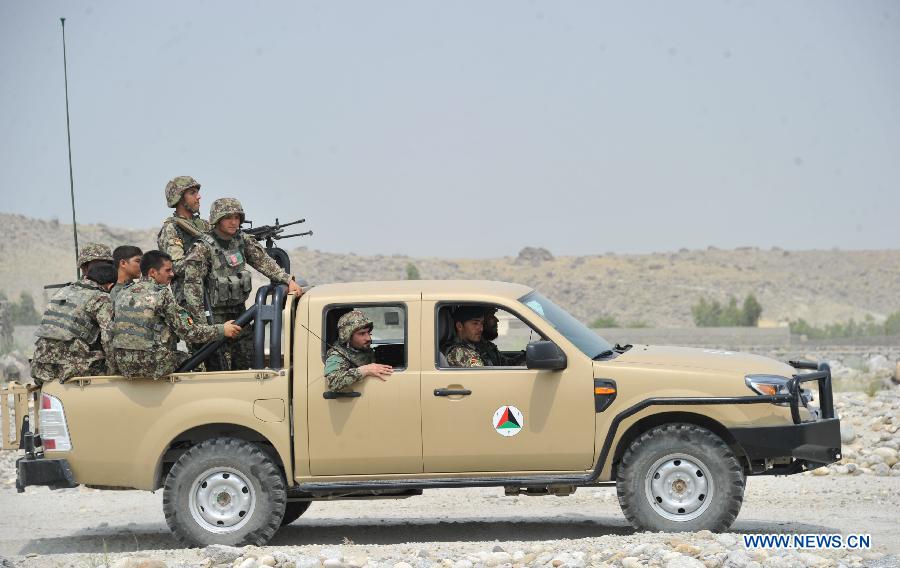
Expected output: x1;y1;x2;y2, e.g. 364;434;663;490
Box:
276;231;313;239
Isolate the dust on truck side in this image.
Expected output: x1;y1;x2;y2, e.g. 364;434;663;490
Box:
15;280;842;547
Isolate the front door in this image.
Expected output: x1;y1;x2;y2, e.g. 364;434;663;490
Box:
306;297;423;476
420;301;596;473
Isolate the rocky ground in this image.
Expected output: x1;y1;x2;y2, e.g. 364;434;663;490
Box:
1;389;899;568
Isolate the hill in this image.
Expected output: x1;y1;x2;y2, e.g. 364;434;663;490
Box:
2;212;898;327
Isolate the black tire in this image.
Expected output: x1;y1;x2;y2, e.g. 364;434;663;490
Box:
616;423;745;532
163;437;286;547
280;501;311;526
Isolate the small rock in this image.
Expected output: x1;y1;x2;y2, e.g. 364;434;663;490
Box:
258;556;276;567
393;563;413;568
111;559;167;568
665;556;705;568
294;556;319;568
840;423;856;444
237;558;258;568
873;463;891;476
622;558;642;568
811;466;830;476
205;546;245;566
674;544;701;556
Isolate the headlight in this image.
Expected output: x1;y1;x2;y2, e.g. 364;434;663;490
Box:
745;375;790;397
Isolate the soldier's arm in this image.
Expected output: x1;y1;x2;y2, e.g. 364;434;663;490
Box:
159;288;224;344
85;295;115;366
324;353;362;391
182;243;212;321
244;236;291;284
158;222;188;274
446;345;484;368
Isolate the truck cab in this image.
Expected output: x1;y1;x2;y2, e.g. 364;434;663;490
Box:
16;280;841;547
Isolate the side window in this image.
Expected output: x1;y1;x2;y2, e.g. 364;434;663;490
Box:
323;304;408;369
436;303;543;369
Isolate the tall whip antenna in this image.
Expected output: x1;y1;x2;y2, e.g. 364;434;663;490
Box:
60;17;80;279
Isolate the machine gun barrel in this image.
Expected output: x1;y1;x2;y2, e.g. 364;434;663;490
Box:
276;230;313;239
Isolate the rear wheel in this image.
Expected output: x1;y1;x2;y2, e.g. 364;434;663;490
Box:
281;501;311;526
163;437;286;547
616;423;745;532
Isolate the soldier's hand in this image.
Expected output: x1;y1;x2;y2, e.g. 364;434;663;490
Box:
223;320;242;338
359;363;393;381
287;280;303;296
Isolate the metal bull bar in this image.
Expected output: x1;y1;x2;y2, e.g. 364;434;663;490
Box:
787;360;834;424
175;283;288;372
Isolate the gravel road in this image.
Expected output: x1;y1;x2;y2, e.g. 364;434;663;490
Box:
1;473;897;567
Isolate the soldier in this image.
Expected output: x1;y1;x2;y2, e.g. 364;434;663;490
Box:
111;250;241;379
445;306;490;367
31;254;117;386
478;307;525;366
110;245;143;306
324;310;393;391
157;176;210;304
182;198;302;371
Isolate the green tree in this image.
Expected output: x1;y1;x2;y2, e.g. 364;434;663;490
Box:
885;311;900;335
741;294;763;326
405;263;421;280
10;291;40;325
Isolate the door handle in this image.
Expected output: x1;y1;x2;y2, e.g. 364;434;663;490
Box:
323;391;361;399
434;388;472;397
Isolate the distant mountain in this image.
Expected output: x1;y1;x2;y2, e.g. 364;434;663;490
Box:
3;212;898;327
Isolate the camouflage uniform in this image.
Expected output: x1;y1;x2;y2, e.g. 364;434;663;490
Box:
111;278;223;379
109;282;132;307
31;279;113;385
182;198;292;371
325;310;375;391
445;341;488;367
158;176;210;304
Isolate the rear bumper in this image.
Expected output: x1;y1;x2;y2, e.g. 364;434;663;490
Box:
730;417;842;474
15;456;78;492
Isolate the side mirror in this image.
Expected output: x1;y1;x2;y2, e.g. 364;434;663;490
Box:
526;340;567;371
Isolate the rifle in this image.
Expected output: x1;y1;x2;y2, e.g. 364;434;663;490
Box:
242;217;313;274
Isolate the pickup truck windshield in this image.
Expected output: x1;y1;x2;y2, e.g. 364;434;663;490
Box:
519;291;613;359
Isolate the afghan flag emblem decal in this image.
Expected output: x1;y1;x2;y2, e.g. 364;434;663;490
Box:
492;405;524;437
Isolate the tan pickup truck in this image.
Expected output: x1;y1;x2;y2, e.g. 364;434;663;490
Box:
15;280;841;547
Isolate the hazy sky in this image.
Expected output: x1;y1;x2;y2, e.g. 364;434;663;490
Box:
1;1;898;257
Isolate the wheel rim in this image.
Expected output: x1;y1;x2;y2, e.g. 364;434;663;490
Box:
188;467;256;533
644;453;714;522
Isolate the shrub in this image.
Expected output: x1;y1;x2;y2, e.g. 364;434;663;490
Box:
692;294;763;327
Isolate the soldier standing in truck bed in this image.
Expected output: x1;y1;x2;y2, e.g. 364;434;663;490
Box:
157;176;210;305
182;198;302;371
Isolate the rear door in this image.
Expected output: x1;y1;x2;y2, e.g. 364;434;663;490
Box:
305;294;423;475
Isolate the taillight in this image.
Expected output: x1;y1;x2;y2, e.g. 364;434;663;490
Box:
39;393;72;452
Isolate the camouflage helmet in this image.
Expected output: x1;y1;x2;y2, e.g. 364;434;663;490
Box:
209;198;245;226
77;242;113;268
337;310;374;345
164;176;201;208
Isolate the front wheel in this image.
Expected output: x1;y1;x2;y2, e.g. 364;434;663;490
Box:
163;437;286;547
616;423;745;532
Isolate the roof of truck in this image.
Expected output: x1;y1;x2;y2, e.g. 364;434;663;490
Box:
302;280;533;300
